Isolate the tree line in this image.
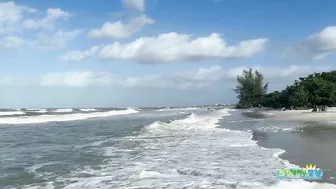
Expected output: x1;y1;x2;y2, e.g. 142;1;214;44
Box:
234;69;336;110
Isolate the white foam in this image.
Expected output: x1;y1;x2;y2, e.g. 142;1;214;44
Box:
25;162;59;174
26;108;38;111
145;109;229;134
156;107;199;112
79;108;97;112
228;143;258;147
23;108;336;189
53;108;73;113
139;169;179;179
60;109;287;188
257;125;298;133
0;111;25;116
0;108;139;124
262;180;336;189
21;182;55;189
27;108;48;113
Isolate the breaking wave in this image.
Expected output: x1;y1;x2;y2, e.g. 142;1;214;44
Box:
156;107;199;112
0;108;139;125
15;108;336;189
0;111;25;116
79;108;97;112
53;108;74;113
26;108;48;113
52;108;336;189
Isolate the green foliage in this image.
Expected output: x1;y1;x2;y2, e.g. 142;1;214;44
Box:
261;70;336;109
234;68;268;108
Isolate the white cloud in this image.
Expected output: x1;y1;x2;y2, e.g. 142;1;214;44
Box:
88;14;154;39
99;32;267;63
0;35;25;49
122;0;145;12
36;29;82;49
61;46;100;62
291;26;336;60
0;1;35;33
40;72;113;87
38;66;225;89
1;65;331;89
23;8;70;30
117;65;225;89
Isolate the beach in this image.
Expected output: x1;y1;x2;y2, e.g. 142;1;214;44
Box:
262;108;336;122
231;108;336;185
1;107;336;188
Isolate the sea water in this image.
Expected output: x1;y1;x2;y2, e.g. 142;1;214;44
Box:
0;107;335;189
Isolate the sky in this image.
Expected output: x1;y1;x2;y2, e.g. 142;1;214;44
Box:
1;0;336;108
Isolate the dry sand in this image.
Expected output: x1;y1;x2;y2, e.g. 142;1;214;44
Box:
263;107;336;122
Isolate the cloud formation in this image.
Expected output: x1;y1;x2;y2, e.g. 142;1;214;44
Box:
61;46;100;62
23;8;70;30
35;65;328;89
39;66;224;89
122;0;145;12
0;1;76;51
40;72;113;87
36;29;82;49
98;33;267;63
88;15;154;39
291;26;336;60
0;1;35;33
116;65;225;89
0;35;25;49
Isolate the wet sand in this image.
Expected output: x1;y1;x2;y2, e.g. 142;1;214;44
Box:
223;109;336;184
253;126;336;184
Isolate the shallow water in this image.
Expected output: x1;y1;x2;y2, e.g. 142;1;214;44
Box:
0;108;335;188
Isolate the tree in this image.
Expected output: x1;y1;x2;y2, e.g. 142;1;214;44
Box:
259;70;336;110
234;68;268;108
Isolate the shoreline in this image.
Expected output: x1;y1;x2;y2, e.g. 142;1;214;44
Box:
243;109;336;185
250;107;336;123
252;130;336;185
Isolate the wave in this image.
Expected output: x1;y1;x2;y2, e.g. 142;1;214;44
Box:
79;108;97;112
21;108;336;188
26;108;48;113
0;108;139;125
26;108;42;111
53;108;73;113
137;112;336;188
0;111;25;116
156;107;199;112
145;110;229;134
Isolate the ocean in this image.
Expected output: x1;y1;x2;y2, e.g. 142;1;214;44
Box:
0;107;335;189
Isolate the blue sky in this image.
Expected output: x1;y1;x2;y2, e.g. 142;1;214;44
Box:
0;0;336;108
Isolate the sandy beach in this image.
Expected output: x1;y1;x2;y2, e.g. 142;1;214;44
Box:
258;107;336;122
232;108;336;185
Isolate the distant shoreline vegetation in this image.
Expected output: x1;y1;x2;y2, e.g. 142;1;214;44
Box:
234;69;336;111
